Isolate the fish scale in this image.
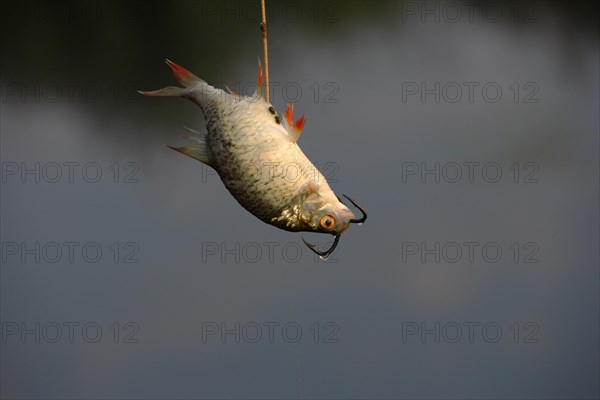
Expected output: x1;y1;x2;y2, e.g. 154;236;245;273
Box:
212;107;324;228
140;59;366;258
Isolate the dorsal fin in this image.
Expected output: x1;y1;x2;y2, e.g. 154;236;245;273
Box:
167;128;214;166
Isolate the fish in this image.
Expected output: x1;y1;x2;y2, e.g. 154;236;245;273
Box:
139;59;366;259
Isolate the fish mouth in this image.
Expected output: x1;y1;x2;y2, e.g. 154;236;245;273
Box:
337;210;357;234
341;194;367;225
302;194;368;260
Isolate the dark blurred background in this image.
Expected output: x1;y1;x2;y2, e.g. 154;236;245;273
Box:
1;1;598;398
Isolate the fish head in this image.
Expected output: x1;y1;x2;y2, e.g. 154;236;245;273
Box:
301;191;356;235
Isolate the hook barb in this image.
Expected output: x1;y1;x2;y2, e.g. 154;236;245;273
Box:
341;194;367;224
302;234;341;260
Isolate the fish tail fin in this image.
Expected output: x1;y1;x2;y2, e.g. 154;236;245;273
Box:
139;59;223;106
139;59;203;97
165;59;205;87
138;87;184;97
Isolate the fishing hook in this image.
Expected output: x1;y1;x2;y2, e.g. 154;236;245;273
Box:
302;233;340;260
340;194;368;224
303;195;366;259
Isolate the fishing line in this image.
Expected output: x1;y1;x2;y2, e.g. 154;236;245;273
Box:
260;0;270;103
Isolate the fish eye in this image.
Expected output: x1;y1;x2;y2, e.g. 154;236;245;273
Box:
319;215;336;230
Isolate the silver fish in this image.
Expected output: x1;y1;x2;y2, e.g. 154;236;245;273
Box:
140;59;366;259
